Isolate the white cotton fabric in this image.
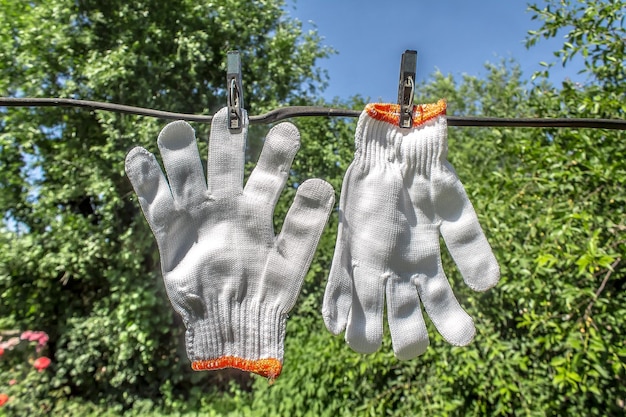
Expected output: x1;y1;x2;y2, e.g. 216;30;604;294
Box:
323;107;500;360
125;108;334;370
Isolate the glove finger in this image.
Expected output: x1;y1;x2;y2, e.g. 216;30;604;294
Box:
207;107;247;197
414;263;476;347
125;146;175;232
434;166;500;291
323;221;353;335
244;122;300;206
157;121;207;208
260;179;335;310
345;263;385;354
386;274;429;360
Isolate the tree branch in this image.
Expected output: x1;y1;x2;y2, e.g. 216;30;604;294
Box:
583;257;622;321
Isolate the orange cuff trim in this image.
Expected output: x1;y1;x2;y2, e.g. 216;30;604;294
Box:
365;99;447;128
192;356;282;380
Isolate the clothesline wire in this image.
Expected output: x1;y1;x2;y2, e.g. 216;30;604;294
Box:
1;97;625;130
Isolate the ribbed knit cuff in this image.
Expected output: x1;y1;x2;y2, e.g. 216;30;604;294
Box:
355;101;448;175
185;299;286;380
365;100;446;128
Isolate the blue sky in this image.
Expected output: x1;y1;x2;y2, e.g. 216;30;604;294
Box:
286;0;583;102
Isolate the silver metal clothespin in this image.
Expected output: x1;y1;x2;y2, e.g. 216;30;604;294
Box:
227;51;244;131
397;50;417;128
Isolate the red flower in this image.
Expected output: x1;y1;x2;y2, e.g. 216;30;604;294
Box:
0;347;4;356
0;393;8;407
33;356;51;372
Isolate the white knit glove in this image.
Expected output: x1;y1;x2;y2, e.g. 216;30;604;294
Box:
125;108;334;380
323;101;499;360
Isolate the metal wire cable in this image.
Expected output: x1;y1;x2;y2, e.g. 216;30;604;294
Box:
1;97;625;130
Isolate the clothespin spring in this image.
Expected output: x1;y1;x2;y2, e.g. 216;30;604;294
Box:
397;50;417;128
227;51;244;131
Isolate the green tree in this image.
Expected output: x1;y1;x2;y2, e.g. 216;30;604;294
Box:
0;0;331;413
527;0;625;89
527;0;625;117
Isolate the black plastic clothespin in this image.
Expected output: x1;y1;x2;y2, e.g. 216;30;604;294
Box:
227;51;243;131
397;50;417;128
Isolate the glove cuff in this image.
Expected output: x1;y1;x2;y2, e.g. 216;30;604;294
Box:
186;299;286;380
355;100;448;175
365;100;446;128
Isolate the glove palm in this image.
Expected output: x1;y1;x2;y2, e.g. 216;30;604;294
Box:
324;101;499;359
126;108;334;379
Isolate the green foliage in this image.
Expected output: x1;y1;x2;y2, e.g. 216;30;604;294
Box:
527;0;625;90
526;0;625;120
1;0;625;415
